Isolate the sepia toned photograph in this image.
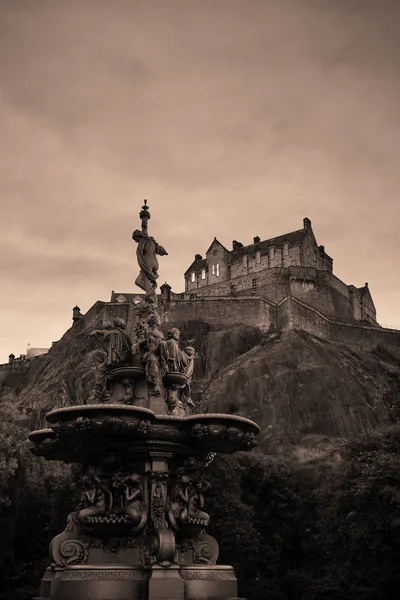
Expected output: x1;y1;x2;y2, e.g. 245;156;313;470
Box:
0;1;399;599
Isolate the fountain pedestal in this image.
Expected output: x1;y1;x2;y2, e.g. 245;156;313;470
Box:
29;403;259;600
29;199;260;599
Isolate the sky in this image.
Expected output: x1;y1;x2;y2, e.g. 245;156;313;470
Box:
0;0;399;362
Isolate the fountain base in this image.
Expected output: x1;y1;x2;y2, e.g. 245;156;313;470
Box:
34;564;238;600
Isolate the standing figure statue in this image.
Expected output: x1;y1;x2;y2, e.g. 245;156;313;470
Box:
140;313;169;396
132;200;168;304
179;346;196;414
88;318;132;402
164;329;197;416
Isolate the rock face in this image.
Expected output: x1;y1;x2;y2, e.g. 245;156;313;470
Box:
202;329;400;454
2;316;400;453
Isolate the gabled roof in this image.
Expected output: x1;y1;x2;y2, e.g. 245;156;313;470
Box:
357;283;376;309
184;258;207;276
110;291;149;303
205;237;230;255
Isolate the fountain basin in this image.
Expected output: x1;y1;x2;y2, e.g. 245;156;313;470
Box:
29;405;260;462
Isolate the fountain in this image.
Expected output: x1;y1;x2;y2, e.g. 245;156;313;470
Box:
29;200;260;600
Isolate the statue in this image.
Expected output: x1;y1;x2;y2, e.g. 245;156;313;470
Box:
179;346;196;414
167;470;210;536
164;329;197;415
122;474;147;532
139;313;169;396
132;200;168;303
77;475;112;527
88;318;132;402
166;328;190;372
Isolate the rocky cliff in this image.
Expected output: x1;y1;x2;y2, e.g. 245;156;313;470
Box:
1;313;400;457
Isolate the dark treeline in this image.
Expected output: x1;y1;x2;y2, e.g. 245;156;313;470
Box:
1;398;400;600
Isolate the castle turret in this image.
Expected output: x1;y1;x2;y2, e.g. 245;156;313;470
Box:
160;282;172;301
8;353;15;364
72;306;83;324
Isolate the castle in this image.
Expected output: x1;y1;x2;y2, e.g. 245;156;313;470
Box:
88;216;400;353
182;217;377;325
3;217;400;371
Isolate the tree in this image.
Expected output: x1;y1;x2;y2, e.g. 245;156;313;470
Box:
317;424;400;598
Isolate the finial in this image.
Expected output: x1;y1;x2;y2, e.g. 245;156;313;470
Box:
139;199;151;235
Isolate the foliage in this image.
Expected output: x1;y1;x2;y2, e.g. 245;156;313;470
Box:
0;400;75;582
2;395;400;599
317;424;400;597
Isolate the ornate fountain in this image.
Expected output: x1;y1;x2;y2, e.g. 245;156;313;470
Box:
29;200;260;600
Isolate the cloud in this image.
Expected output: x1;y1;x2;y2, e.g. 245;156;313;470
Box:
0;0;399;360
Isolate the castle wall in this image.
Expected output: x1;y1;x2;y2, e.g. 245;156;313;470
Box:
102;302;130;326
186;266;357;323
283;296;400;350
160;297;272;331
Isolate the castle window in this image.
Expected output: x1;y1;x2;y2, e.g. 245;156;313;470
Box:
307;248;310;257
211;265;215;275
201;268;206;279
216;263;220;277
269;247;275;261
252;278;258;294
283;242;289;256
313;252;316;261
242;254;248;268
190;272;195;283
230;284;235;295
255;251;261;264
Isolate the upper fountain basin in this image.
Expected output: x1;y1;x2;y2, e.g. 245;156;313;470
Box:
28;404;260;462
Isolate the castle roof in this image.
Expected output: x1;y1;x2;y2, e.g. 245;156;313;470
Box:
205;237;230;255
184;257;208;275
110;291;149;303
232;228;305;255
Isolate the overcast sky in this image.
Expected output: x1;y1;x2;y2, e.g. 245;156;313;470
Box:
0;0;399;362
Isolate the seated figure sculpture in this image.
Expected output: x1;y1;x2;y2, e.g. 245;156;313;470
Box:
88;318;133;402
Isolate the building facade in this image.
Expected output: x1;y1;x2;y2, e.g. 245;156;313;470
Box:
183;217;377;326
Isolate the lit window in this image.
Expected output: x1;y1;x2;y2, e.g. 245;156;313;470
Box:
313;252;316;261
242;254;248;267
255;251;261;264
191;272;195;283
307;248;310;257
212;265;215;275
269;247;275;260
283;243;289;256
201;268;206;279
216;263;220;277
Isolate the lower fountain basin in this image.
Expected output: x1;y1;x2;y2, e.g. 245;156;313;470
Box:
28;405;260;462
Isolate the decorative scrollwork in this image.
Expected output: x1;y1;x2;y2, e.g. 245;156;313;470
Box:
192;532;219;565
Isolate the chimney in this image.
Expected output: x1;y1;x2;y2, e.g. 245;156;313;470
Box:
303;217;311;230
318;245;325;253
8;353;15;364
232;240;244;251
194;254;202;262
253;236;260;244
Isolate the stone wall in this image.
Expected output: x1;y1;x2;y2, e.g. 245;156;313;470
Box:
160;296;272;331
282;296;400;349
185;266;360;323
